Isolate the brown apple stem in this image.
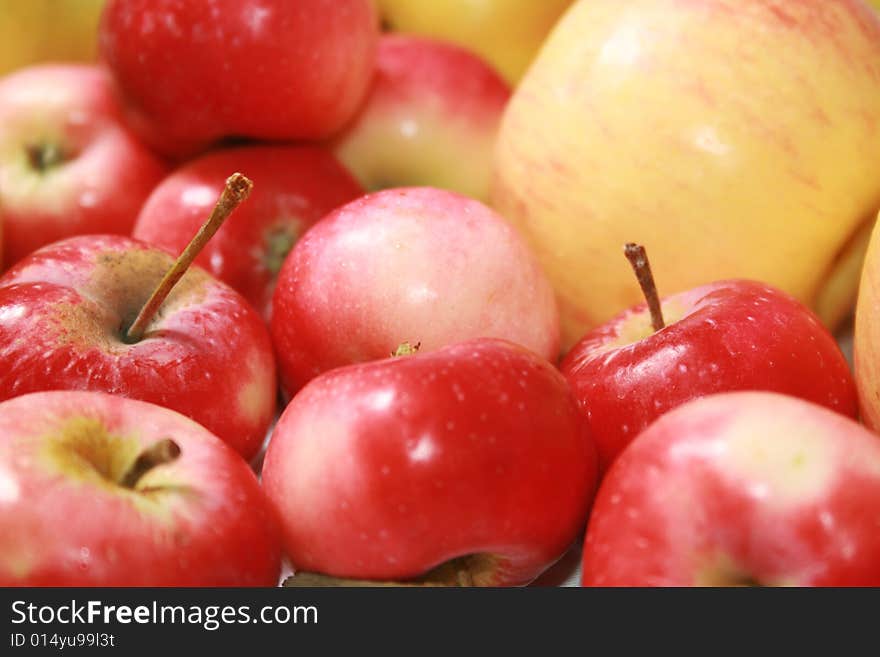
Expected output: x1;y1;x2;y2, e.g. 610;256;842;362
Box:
119;438;181;489
124;172;253;343
624;243;665;331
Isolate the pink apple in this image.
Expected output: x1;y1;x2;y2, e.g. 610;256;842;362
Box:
332;35;510;202
582;391;880;586
263;338;597;586
99;0;379;158
561;278;857;475
270;186;560;396
0;390;281;586
133;145;364;319
0;64;167;269
0;234;276;461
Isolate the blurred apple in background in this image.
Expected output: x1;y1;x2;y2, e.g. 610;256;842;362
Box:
377;0;573;84
99;0;379;158
0;65;167;269
854;214;880;431
332;35;509;203
582;392;880;586
493;0;880;349
0;0;106;76
270;187;559;396
0;391;281;586
134;146;363;319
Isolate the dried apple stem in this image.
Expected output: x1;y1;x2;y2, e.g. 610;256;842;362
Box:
120;438;181;489
125;173;253;342
624;243;665;331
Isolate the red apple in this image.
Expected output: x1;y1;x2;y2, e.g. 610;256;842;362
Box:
0;390;281;586
0;233;276;461
99;0;379;158
270;187;560;396
0;64;167;269
133;145;364;319
263;338;597;586
332;35;510;202
582;391;880;586
561;268;857;476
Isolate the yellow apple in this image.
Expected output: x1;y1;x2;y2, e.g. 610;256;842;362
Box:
854;215;880;430
492;0;880;349
376;0;573;84
0;0;106;76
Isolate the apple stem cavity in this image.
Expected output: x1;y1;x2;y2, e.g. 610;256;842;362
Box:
119;437;181;489
624;243;665;331
391;341;421;357
26;142;64;172
124;172;253;343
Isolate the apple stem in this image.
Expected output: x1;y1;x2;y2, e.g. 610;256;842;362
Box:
624;243;665;331
119;438;181;489
124;173;253;343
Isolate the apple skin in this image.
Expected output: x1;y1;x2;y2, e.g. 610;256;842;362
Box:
562;279;858;475
0;64;167;269
377;0;574;84
0;235;277;461
492;0;880;349
99;0;379;158
262;338;597;586
133;146;364;319
854;215;880;431
270;187;560;396
582;391;880;586
332;35;510;203
0;390;281;586
0;0;106;76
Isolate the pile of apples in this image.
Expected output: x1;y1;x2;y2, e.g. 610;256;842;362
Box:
3;0;880;588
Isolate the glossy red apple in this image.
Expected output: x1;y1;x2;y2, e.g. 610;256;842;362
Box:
561;247;857;475
0;232;276;461
133;145;363;319
332;35;510;202
582;391;880;586
270;187;560;396
0;64;167;269
0;390;281;586
264;338;597;587
99;0;379;158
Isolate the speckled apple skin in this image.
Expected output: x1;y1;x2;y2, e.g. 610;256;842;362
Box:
270;187;560;396
0;235;277;460
582;392;880;587
263;339;597;586
0;391;281;586
562;280;858;475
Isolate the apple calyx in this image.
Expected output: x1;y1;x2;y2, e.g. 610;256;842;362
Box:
264;224;300;275
391;341;421;357
119;437;181;489
624;242;665;331
124;172;253;343
26;142;65;172
282;554;497;588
